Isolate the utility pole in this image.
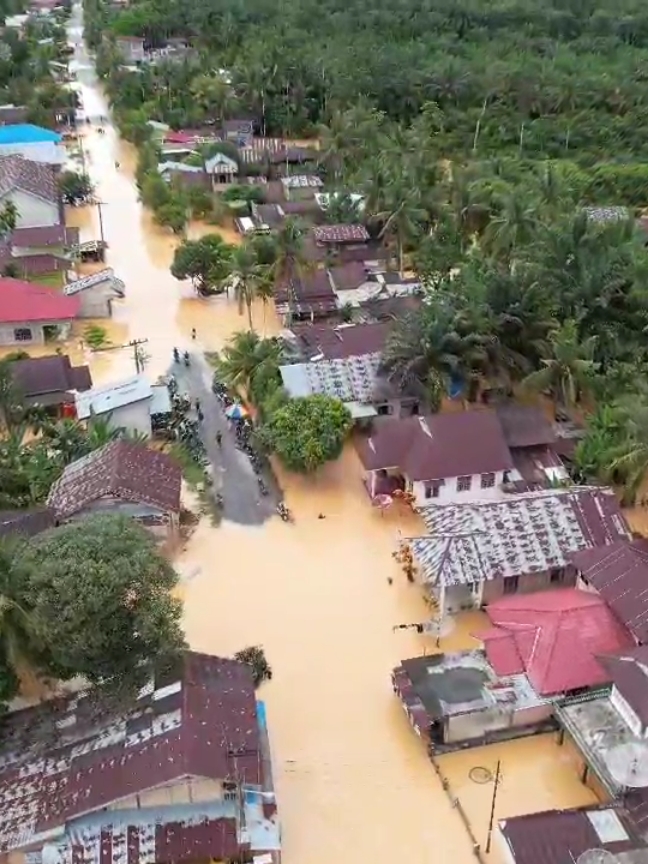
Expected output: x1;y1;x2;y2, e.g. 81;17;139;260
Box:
485;760;502;854
96;199;106;245
92;338;149;374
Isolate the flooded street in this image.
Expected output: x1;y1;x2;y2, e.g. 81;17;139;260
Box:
58;12;600;863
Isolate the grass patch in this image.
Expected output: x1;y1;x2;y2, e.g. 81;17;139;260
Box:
32;271;65;288
168;442;222;525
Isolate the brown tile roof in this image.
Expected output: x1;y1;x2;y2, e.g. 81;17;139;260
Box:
11;353;92;397
328;262;368;292
571;540;648;643
355;410;514;480
47;440;181;520
274;270;338;318
0;507;55;539
313;224;370;245
0;155;58;203
290;321;391;360
499;805;648;864
11;225;69;247
598;647;648;727
0;651;261;851
496;403;557;448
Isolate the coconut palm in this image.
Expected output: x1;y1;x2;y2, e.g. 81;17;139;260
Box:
216;331;283;397
0;539;39;685
229;240;274;331
521;319;599;412
234;645;273;688
373;184;427;275
483;193;539;260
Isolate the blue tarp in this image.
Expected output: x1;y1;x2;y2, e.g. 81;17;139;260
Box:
448;375;463;399
0;124;61;144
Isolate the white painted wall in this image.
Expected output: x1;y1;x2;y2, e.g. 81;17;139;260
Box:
90;399;152;437
0;188;59;228
0;141;65;165
610;685;645;737
411;470;508;506
0;321;72;345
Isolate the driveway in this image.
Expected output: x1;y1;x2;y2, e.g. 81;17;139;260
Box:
171;352;278;526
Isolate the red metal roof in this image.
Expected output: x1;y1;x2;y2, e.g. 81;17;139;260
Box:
0;277;79;323
0;652;261;851
476;589;634;695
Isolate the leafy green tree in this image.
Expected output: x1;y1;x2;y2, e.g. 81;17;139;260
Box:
155;200;188;235
171;234;234;295
234;645;272;688
59;170;94;205
0;538;38;703
259;395;352;473
19;515;186;692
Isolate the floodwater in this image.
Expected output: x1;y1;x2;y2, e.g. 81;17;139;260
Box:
46;11;605;863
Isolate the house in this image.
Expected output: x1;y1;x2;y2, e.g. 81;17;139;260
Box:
496;403;569;489
158;161;208;189
409;487;631;616
0;105;28;126
329;265;421;306
476;589;633;696
0;651;280;863
74;374;171;437
585;206;630;224
0;507;55;539
274;269;339;322
204;152;238;187
268;145;318;174
47;440;181;541
64;267;126;317
115;35;146;63
279;321;419;420
355;410;515;503
497;805;648;864
0;277;79;345
280;174;322;201
11;353;92;413
222;117;255;147
312;223;371;249
392;650;554;752
555;643;648;798
10;225;79;276
251;202;285;231
0;155;60;229
0;125;64;165
573;541;648;644
393;589;633;751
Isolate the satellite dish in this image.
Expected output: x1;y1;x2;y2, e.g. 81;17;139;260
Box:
576;851;619;864
607;741;648;788
42;845;62;864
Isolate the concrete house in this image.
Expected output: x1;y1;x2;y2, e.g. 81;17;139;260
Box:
0;276;79;345
47;440;181;541
409;487;631;616
0;651;281;864
0;124;64;165
0;155;60;229
392;589;632;751
115;35;146;63
280;174;322;202
74;374;171;437
64;267;126;317
204;152;238;187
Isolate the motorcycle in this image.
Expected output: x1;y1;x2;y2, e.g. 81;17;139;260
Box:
173;347;180;363
258;478;269;496
277;503;294;523
183;351;190;367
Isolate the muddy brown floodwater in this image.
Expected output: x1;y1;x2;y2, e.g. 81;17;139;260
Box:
46;13;602;863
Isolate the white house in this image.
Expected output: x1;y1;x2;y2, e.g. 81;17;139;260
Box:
75;375;171;437
355;411;515;505
0;155;60;229
204;152;238;187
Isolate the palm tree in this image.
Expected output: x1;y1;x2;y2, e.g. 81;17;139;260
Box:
521;320;599;412
483;193;539;260
234;645;272;688
229;240;273;331
0;360;22;431
374;185;427;275
217;331;283;398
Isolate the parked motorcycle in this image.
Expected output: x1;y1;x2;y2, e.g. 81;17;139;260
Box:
277;503;294;523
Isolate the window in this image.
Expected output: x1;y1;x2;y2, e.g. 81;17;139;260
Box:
550;568;565;584
13;327;32;342
503;575;519;594
377;404;393;416
481;472;496;489
425;484;441;499
456;475;472;492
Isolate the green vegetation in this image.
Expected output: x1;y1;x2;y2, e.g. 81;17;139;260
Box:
0;515;185;706
59;170;95;205
170;233;233;295
234;645;273;688
84;323;110;349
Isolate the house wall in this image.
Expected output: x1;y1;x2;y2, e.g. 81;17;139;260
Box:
0;320;72;346
72;498;175;541
0;188;59;229
446;702;553;744
75;283;114;318
111;777;224;810
0;141;65;165
610;685;645;737
88;400;152;437
411;470;509;507
481;567;576;605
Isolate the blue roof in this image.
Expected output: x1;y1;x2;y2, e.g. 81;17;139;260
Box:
0;124;61;144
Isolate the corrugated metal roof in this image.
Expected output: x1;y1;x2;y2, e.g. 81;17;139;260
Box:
75;375;152;419
0;124;61;144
